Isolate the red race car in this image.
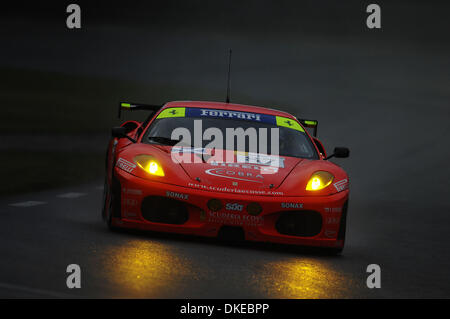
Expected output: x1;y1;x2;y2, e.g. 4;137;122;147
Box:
103;101;350;253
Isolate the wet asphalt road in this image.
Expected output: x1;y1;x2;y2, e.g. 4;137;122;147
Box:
1;3;450;298
0;174;449;298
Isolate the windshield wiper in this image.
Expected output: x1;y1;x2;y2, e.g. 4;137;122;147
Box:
148;136;183;146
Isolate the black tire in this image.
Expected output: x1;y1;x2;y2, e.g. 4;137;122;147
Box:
337;201;349;242
101;177;108;221
102;176;118;230
323;247;344;255
102;145;111;223
322;201;348;255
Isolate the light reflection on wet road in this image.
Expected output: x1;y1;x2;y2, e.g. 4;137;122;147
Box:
254;259;353;298
98;230;366;298
103;240;200;298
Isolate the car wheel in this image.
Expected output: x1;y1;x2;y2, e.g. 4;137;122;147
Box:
323;201;348;255
101;177;108;221
102;177;117;230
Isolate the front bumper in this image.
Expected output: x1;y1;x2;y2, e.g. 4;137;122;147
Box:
112;168;349;248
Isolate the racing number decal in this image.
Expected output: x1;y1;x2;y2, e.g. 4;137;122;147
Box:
275;116;304;132
156;107;186;119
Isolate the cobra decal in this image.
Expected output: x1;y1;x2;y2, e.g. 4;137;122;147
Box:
205;168;264;183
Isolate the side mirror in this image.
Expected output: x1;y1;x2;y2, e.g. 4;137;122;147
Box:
111;126;136;143
325;147;349;160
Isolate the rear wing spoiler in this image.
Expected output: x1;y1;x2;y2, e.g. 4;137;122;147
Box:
118;102;162;118
297;118;318;137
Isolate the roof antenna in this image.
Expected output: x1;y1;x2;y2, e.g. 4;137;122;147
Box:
226;49;232;103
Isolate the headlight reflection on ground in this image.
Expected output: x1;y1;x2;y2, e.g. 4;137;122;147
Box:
255;258;353;298
103;240;196;298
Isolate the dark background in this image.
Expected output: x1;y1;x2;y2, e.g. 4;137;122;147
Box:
0;0;449;298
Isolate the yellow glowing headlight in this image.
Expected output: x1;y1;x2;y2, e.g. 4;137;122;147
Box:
306;171;334;191
134;155;165;177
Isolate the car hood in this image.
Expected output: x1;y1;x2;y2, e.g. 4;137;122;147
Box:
117;144;347;197
170;147;302;192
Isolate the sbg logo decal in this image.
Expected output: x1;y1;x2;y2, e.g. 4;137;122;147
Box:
225;203;244;212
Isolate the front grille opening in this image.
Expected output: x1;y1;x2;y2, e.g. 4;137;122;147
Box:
275;210;322;237
141;196;189;225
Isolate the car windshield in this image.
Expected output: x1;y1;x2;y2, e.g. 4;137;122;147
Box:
143;108;318;159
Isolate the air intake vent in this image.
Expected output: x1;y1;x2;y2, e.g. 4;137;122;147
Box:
275;210;322;237
141;196;189;225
